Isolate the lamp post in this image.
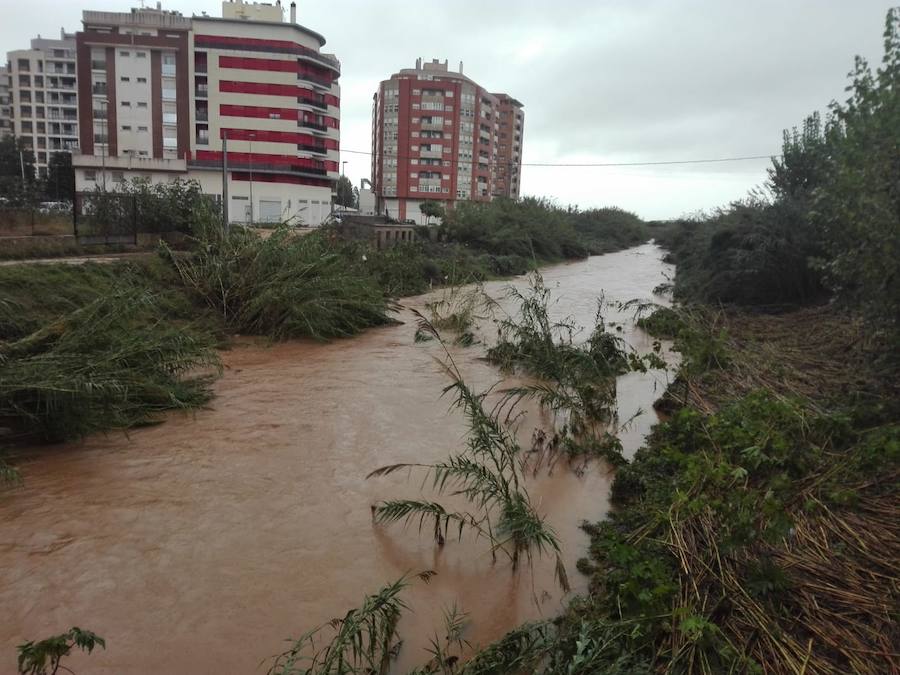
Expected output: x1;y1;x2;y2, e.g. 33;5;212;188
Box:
248;132;254;224
97;97;109;191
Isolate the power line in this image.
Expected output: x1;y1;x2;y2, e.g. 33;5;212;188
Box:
338;147;779;169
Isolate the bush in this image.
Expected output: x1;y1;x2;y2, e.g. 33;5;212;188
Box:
442;197;591;261
0;289;219;441
164;227;392;340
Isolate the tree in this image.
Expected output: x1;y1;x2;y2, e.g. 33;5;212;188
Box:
335;175;358;209
45;152;74;202
0;136;37;205
419;200;445;223
814;7;900;327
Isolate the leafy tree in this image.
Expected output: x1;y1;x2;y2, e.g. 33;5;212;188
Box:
17;627;105;675
335;174;358;208
45;152;74;202
419;200;445;222
768;112;831;202
0;136;37;205
814;7;900;327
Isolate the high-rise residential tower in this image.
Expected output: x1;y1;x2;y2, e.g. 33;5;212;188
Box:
371;58;524;222
5;31;79;176
71;0;341;226
0;65;12;140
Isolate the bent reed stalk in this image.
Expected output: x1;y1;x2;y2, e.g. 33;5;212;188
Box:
368;310;569;593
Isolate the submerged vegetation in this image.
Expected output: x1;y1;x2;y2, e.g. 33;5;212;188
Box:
0;193;648;457
488;275;664;461
162;226;392;340
17;627;105;675
369;312;570;591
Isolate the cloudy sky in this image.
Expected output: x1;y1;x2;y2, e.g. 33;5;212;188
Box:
2;1;893;218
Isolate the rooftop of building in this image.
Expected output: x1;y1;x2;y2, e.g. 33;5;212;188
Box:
386;58;522;108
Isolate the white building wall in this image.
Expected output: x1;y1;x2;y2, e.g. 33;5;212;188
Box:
113;48;153;157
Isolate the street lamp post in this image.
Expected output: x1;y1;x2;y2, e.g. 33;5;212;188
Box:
248;133;254;224
97;97;109;191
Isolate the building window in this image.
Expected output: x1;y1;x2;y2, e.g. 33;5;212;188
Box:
120;76;130;82
85;170;96;181
137;101;148;108
138;125;148;132
136;52;147;58
137;77;147;83
122;125;131;131
111;171;125;182
121;101;131;107
120;51;130;57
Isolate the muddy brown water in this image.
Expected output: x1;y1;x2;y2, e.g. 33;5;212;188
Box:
0;243;673;674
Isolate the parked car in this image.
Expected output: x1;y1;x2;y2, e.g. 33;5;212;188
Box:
37;201;72;214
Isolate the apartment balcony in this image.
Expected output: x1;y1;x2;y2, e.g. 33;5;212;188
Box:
92;84;107;96
299;119;328;132
298;142;328;155
419;149;442;159
420;121;443;131
195;110;209;122
74;153;187;173
297;71;332;88
91;60;106;71
299;97;328;111
187;158;328;178
196;134;209;146
195;86;208;99
93;134;109;144
91;110;107;120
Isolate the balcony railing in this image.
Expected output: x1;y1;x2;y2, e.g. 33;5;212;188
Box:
299;97;328;110
195;86;208;98
91;110;107;119
91;60;106;70
196;110;209;122
298;143;327;155
196;134;209;145
188;159;329;177
93;134;108;144
299;119;327;132
297;71;332;88
92;84;107;95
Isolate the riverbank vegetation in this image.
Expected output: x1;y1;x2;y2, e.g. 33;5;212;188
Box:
652;7;899;335
328;9;899;673
369;314;570;591
0;194;648;455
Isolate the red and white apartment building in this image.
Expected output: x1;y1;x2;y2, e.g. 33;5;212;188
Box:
371;58;524;222
72;0;340;225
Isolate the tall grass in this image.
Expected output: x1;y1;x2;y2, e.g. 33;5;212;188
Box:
163;226;392;340
267;571;435;675
0;290;219;441
488;275;663;458
368;313;569;591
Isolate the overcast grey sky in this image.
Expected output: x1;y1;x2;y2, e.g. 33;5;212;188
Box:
2;1;893;218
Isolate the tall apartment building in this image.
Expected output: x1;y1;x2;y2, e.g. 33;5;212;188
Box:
371;58;524;222
0;66;11;139
5;31;79;176
72;0;340;226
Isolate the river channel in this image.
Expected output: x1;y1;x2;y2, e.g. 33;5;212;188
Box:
1;243;672;673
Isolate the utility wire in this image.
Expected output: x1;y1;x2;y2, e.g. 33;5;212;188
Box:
337;147;779;169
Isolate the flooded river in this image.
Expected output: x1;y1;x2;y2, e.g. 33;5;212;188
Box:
1;243;672;673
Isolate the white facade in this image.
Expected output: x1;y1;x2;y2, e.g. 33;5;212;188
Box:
6;31;78;176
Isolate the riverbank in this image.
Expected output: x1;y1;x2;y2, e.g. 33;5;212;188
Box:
537;300;900;674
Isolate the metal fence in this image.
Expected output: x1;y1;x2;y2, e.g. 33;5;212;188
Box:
73;192;220;245
0;204;74;238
